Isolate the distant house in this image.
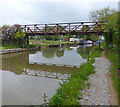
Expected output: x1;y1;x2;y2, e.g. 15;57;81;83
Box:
80;38;86;42
69;38;74;42
64;39;69;41
86;40;92;44
69;38;79;42
74;38;79;42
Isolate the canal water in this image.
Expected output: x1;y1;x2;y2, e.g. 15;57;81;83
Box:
2;45;94;105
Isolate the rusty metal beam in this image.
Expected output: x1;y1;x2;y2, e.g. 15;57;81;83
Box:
21;21;107;36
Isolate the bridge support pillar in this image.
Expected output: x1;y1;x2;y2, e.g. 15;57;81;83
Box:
25;34;29;48
99;42;101;49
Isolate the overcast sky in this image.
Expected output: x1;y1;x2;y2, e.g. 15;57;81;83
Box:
0;0;118;26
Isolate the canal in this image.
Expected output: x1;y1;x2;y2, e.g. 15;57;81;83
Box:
2;44;94;105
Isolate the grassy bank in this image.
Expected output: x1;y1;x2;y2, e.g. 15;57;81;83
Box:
2;44;41;49
29;40;75;46
105;50;120;105
41;40;74;45
48;47;102;105
1;44;21;49
1;40;76;49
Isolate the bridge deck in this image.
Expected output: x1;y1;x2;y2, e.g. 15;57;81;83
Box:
21;21;106;36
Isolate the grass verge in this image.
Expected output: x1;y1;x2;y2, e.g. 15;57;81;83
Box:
29;40;75;46
105;50;120;105
48;47;102;105
1;44;21;49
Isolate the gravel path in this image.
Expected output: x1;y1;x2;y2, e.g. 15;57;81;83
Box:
80;57;111;105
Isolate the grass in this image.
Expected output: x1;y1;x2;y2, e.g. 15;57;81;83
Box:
1;40;75;49
105;50;120;105
88;47;102;61
48;47;102;105
42;40;74;45
0;47;3;50
29;44;40;48
1;44;21;49
29;40;75;46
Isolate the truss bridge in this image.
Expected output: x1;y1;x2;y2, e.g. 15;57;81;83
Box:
21;21;107;36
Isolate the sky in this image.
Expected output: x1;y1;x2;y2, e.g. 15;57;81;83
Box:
0;0;119;26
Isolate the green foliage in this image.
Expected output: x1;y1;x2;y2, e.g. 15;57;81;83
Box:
2;44;20;49
1;24;26;48
89;46;102;58
89;35;99;41
48;47;102;105
49;61;94;105
29;44;40;48
14;29;25;47
89;6;116;22
64;35;73;39
99;8;120;105
14;30;25;39
77;46;94;59
105;12;118;51
105;50;120;105
83;35;87;40
2;25;9;29
29;36;35;40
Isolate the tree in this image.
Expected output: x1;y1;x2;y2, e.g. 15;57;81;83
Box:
89;35;99;41
89;6;118;50
1;24;26;47
105;12;118;50
89;6;116;22
2;25;9;29
14;28;25;47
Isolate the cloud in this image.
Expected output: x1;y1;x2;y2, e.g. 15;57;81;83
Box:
0;0;118;26
23;0;119;3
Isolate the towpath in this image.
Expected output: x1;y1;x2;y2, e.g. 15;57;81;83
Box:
80;50;118;105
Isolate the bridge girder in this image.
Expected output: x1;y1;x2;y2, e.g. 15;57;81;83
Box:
21;21;107;36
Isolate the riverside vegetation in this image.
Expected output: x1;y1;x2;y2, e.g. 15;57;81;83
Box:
105;50;120;105
48;47;102;105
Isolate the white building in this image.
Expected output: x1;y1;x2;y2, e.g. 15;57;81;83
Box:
69;38;79;42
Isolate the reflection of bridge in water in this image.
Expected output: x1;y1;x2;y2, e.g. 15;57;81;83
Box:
23;68;71;80
23;63;78;80
2;52;78;80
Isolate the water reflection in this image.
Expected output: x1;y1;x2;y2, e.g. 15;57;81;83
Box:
2;45;94;105
41;47;65;59
77;46;94;59
30;47;87;68
2;71;61;105
2;51;78;80
2;46;94;79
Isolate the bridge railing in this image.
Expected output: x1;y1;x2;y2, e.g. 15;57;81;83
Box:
21;21;106;35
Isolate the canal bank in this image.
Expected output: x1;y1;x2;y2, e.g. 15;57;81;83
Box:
48;47;102;105
0;46;41;55
0;42;76;55
0;42;94;55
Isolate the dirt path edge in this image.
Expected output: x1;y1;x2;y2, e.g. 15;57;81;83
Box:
101;50;118;105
